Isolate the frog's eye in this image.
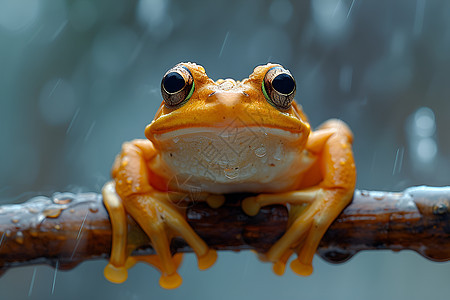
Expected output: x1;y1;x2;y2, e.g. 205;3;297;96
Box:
262;66;296;110
161;64;195;108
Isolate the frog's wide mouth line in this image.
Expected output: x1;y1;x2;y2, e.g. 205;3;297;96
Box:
152;126;304;141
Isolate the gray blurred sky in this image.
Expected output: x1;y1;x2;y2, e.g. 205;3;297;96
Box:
0;0;449;299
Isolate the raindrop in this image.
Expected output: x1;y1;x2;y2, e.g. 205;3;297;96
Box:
28;268;37;297
53;193;74;204
224;167;239;179
219;31;230;58
42;207;63;218
83;121;96;143
273;144;284;161
88;203;99;213
0;232;6;247
392;147;404;175
52;260;59;294
255;146;267;158
11;216;19;224
39;78;77;126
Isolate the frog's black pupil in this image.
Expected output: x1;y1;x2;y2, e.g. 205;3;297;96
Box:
163;72;185;93
272;73;294;95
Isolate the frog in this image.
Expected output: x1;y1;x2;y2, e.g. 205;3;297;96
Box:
102;62;356;289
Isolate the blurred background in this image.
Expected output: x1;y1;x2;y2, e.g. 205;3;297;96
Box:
1;0;449;299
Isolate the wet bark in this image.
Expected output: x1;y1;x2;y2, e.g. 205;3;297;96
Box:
0;186;448;274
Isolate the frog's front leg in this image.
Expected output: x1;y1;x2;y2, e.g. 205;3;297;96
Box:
102;139;217;289
242;119;356;276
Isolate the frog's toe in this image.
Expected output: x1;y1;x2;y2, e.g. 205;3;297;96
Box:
206;194;225;208
270;249;293;276
104;263;128;284
159;272;183;289
290;259;313;276
242;196;260;216
197;249;217;270
273;260;286;276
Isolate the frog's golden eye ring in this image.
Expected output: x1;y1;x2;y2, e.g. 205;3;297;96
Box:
262;66;296;110
161;64;195;108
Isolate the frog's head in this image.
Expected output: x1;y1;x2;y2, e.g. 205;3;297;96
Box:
145;62;311;186
146;62;310;147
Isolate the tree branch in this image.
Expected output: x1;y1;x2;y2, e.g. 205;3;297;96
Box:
0;186;448;275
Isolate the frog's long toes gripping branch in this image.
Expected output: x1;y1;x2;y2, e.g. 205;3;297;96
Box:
242;120;356;277
102;181;217;289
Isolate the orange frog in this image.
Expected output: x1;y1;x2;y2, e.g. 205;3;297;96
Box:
102;62;356;289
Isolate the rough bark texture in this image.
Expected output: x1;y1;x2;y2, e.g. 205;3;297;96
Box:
0;186;448;275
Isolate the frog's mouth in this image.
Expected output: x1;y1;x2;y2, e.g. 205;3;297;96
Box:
152;125;305;143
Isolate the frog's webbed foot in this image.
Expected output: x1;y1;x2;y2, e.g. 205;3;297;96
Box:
102;182;217;289
243;187;352;276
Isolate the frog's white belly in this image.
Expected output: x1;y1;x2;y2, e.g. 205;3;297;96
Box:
153;128;314;193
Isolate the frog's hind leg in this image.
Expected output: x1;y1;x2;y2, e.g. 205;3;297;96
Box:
102;181;131;284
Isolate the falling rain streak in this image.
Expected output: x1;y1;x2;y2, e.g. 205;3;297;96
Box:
219;31;230;58
28;267;37;297
51;260;59;294
392;147;404;175
84;121;96;143
70;210;89;259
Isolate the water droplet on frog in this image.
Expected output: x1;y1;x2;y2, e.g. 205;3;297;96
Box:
224;167;239;179
11;217;20;224
254;146;266;158
15;231;24;244
274;145;284;161
126;177;133;184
